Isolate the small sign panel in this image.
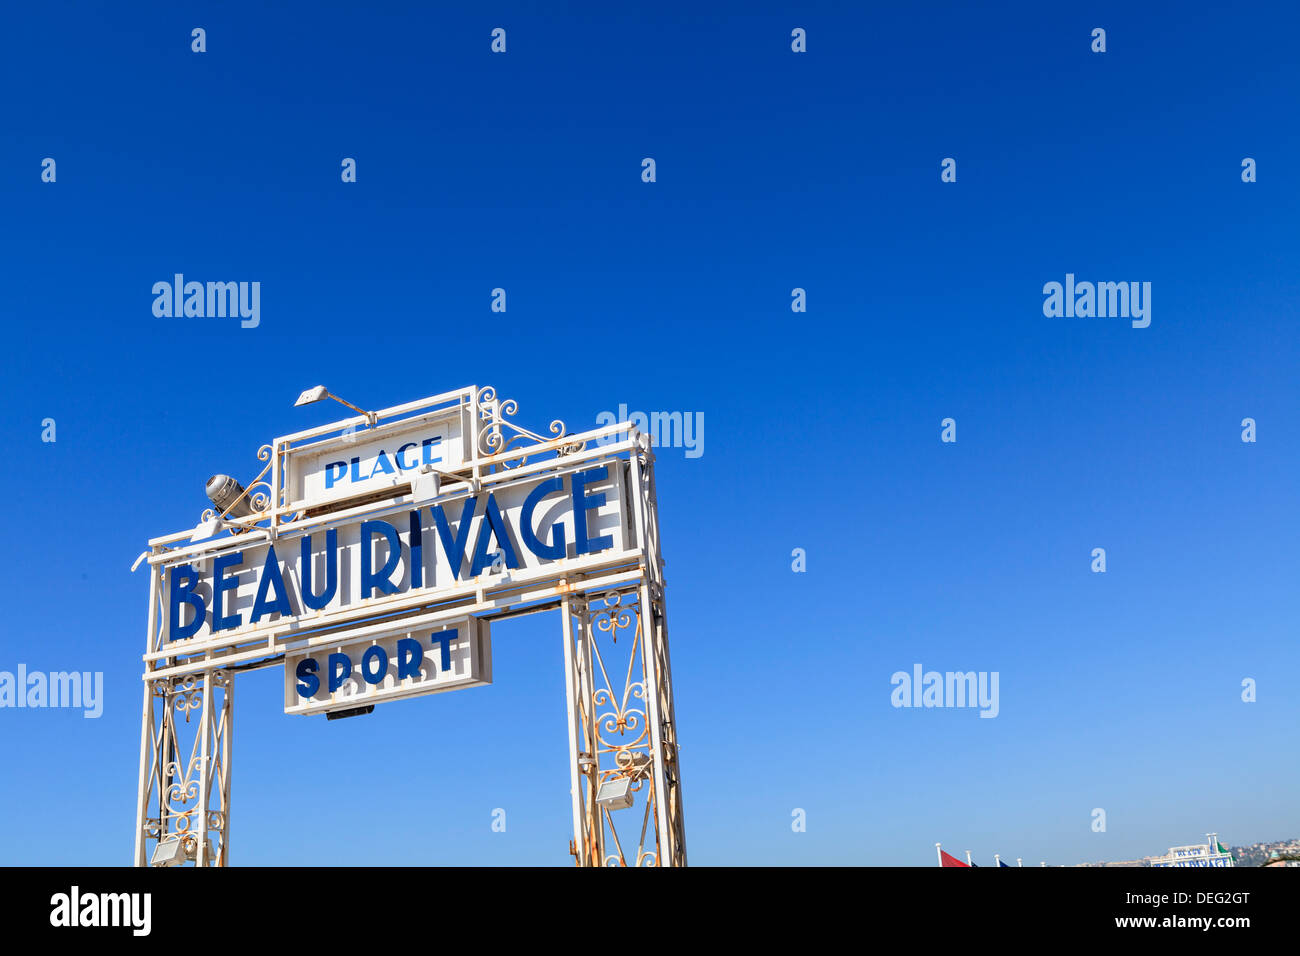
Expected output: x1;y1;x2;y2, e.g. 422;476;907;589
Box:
283;408;468;511
283;615;490;716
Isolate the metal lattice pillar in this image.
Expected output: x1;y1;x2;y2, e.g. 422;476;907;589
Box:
639;581;686;865
562;594;602;865
134;670;233;866
132;680;156;866
562;583;684;867
630;437;687;865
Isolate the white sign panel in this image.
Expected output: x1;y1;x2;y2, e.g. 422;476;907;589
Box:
284;615;490;716
162;459;631;646
283;407;469;511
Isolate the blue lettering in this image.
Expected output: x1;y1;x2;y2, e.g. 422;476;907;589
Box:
571;466;614;556
396;638;424;680
360;520;402;598
431;497;476;579
328;653;351;693
408;511;424;589
250;545;293;623
470;494;521;575
361;645;388;685
324;461;347;489
168;564;207;640
368;451;396;480
521;476;566;560
433;630;455;671
212;551;244;631
295;658;320;697
300;529;338;610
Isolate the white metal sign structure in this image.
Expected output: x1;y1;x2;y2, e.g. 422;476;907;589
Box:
134;385;687;867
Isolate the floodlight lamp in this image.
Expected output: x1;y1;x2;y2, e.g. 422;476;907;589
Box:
596;776;634;812
151;837;187;867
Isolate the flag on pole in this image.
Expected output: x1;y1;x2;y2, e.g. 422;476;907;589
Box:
1217;841;1235;861
998;859;1010;867
939;849;969;867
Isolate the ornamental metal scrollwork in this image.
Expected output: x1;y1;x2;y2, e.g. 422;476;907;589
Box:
173;677;202;721
591;590;634;642
602;849;659;867
476;385;586;464
164;756;202;811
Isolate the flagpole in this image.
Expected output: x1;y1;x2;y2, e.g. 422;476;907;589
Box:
994;853;1001;867
935;842;943;867
965;849;973;866
1016;858;1022;867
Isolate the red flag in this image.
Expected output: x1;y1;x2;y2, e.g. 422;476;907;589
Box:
939;849;969;867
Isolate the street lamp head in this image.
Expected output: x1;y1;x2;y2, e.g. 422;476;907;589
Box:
292;385;376;425
294;385;329;407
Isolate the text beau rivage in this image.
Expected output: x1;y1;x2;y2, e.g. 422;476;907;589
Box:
166;463;626;641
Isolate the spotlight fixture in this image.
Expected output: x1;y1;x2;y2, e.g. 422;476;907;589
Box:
150;837;187;867
205;474;254;519
150;836;213;867
595;776;634;811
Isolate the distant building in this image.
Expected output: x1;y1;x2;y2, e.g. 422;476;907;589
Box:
1149;833;1234;868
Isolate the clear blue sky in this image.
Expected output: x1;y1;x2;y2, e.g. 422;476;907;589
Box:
1;1;1297;866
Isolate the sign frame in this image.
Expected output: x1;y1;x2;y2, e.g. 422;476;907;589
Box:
133;385;687;869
